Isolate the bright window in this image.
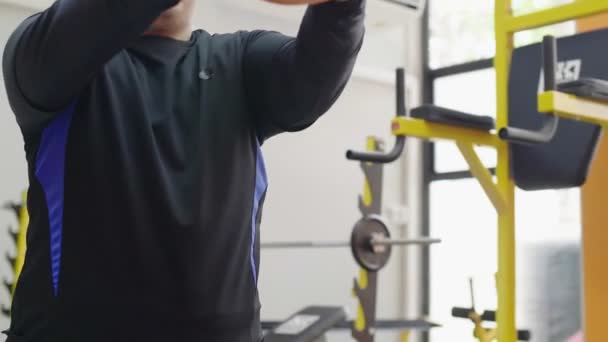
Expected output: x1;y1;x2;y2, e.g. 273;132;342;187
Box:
430;0;575;68
429;181;581;342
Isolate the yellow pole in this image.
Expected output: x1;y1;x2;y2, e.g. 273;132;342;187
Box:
354;269;369;331
13;191;29;294
354;136;377;332
494;0;517;341
362;137;377;207
455;142;507;215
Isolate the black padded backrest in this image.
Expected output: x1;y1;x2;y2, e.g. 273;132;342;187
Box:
509;29;607;190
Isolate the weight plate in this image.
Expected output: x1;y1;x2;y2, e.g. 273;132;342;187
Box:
350;215;391;272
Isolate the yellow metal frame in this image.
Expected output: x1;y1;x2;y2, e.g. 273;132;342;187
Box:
470;312;498;342
495;1;608;339
456;142;507;215
13;191;29;294
353;137;377;335
391;118;501;147
539;91;608;127
504;1;608;32
354;269;369;331
387;1;608;341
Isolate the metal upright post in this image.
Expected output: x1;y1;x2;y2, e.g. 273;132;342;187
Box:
494;0;517;341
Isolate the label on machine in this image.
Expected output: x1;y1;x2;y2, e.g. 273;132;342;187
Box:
274;314;321;335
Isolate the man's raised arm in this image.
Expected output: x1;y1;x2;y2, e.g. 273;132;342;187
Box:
243;0;366;140
3;0;179;130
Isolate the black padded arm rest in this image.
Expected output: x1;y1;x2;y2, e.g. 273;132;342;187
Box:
411;105;496;132
264;306;346;342
558;78;608;103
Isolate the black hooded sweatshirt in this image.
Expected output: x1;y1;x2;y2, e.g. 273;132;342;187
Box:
2;1;365;341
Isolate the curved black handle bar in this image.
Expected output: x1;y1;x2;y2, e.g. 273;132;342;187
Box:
346;136;406;163
498;117;559;144
346;68;407;163
499;36;560;145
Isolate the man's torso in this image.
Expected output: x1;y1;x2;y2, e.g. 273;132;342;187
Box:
10;30;266;342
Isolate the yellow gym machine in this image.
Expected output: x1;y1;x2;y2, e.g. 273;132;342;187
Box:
451;278;530;342
2;191;29;317
346;1;608;341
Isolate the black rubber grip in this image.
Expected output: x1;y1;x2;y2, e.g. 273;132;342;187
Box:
518;330;531;341
396;68;406;117
543;35;557;91
481;310;496;322
451;307;473;319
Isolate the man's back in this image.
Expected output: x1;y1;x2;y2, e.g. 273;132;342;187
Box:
2;1;365;341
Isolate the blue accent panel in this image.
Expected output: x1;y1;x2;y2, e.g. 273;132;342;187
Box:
35;103;76;296
251;141;267;285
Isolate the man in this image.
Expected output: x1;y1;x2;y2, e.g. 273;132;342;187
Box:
2;0;365;341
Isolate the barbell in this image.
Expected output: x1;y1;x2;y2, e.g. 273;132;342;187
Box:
261;215;441;272
261;238;441;249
